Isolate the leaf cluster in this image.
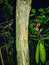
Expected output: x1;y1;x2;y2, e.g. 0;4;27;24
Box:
30;7;49;24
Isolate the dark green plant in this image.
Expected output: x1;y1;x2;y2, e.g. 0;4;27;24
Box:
30;7;49;24
29;7;49;64
0;20;14;65
46;61;49;65
3;0;13;15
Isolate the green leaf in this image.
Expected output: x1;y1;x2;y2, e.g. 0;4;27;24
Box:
4;1;13;15
39;28;43;33
47;17;49;22
35;43;39;64
42;15;46;18
29;14;35;17
6;45;13;54
29;35;38;41
39;8;44;12
30;9;36;17
45;7;49;12
34;18;43;23
29;24;35;32
6;45;10;54
33;38;38;41
30;35;38;38
43;36;49;40
46;61;49;65
44;28;49;33
31;9;36;14
37;16;43;19
44;16;49;24
40;42;46;63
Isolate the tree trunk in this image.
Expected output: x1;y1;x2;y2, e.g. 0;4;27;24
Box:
16;0;32;65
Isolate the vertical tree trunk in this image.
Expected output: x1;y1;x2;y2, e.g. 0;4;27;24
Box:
16;0;32;65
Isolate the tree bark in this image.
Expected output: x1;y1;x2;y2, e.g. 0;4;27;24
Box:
16;0;32;65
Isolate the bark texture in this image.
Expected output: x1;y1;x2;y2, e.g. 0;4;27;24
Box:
16;0;32;65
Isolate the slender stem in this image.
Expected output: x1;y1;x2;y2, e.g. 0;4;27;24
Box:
33;31;44;43
0;19;14;26
0;49;4;65
0;43;13;49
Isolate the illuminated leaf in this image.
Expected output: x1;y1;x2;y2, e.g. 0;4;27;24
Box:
31;9;36;14
40;42;46;63
39;8;44;12
46;7;49;12
43;36;49;40
35;43;39;64
29;14;35;17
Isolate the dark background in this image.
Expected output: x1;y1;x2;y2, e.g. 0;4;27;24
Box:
32;0;49;9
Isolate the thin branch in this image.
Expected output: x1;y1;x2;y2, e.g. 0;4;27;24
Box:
0;43;13;49
0;49;4;65
0;19;14;26
32;31;44;43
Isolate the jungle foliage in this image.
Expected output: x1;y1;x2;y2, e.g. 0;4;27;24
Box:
0;0;49;65
0;0;16;65
29;7;49;65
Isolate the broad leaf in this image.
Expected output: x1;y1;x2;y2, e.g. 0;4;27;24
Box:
29;24;35;32
40;42;46;63
35;43;39;64
29;14;35;17
43;36;49;40
39;8;44;13
31;9;36;14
